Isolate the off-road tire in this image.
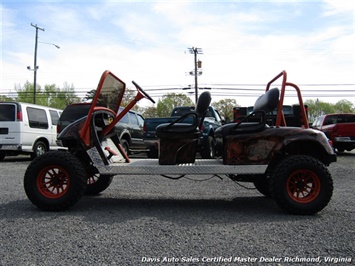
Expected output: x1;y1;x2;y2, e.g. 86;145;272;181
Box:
86;173;113;196
24;151;87;211
270;155;333;215
253;175;271;198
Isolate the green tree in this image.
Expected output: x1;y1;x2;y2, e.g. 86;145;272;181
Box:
143;106;158;118
156;93;194;117
212;98;238;122
304;99;355;122
0;95;15;101
84;89;96;102
44;84;57;105
14;81;80;109
59;82;80;107
15;81;37;103
333;99;354;114
305;99;335;122
121;88;141;111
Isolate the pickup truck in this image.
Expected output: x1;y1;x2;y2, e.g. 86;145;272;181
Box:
233;104;308;127
143;106;224;158
312;113;355;152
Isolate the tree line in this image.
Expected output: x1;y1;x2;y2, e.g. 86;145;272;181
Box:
0;81;80;109
1;81;354;122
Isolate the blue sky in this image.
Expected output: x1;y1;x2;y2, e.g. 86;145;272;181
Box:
1;0;354;106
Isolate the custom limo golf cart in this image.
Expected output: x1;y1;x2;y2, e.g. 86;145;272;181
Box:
24;70;336;214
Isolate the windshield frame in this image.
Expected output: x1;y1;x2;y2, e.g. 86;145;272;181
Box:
80;70;126;147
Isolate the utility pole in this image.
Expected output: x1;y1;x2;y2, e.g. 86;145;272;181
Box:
30;23;44;104
188;47;203;104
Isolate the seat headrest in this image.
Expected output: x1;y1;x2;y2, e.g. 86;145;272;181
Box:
253;88;279;113
195;91;212;116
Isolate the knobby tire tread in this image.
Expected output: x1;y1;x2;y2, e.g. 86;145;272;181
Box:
270;155;333;215
24;151;87;211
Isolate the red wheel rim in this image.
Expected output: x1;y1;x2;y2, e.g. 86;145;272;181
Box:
286;169;321;203
36;165;70;199
87;173;99;185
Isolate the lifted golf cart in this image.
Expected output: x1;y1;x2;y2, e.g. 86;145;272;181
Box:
24;70;336;214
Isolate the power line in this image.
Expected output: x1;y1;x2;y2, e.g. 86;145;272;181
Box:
207;83;355;87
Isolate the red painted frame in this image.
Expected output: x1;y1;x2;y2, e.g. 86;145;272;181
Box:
266;70;309;128
80;70;126;147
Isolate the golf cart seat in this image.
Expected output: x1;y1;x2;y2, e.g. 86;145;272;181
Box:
156;91;212;165
216;88;279;137
215;88;279;164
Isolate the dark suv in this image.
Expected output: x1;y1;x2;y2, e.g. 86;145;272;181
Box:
57;103;146;154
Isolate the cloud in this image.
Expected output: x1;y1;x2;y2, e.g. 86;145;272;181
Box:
322;0;355;16
1;0;354;107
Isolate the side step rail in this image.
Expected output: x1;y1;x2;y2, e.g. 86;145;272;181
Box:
94;159;268;176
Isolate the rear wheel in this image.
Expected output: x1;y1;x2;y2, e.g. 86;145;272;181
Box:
253;175;271;198
270;155;333;215
24;151;87;211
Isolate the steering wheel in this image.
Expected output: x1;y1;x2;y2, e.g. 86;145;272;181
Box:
132;81;155;104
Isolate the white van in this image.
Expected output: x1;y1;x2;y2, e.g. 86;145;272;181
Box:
0;102;63;161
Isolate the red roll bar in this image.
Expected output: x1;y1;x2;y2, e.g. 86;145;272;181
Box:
266;70;309;128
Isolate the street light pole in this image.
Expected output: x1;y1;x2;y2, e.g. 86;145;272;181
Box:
29;24;59;104
31;23;44;104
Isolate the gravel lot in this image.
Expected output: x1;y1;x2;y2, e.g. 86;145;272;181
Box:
0;152;354;266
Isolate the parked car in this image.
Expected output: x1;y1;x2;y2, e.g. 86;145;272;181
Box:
57;103;146;155
0;102;62;161
311;113;355;152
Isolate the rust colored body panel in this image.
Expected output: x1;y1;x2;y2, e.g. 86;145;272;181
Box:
218;127;334;165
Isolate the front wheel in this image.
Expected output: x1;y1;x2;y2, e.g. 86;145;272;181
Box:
270;155;333;215
24;151;87;211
